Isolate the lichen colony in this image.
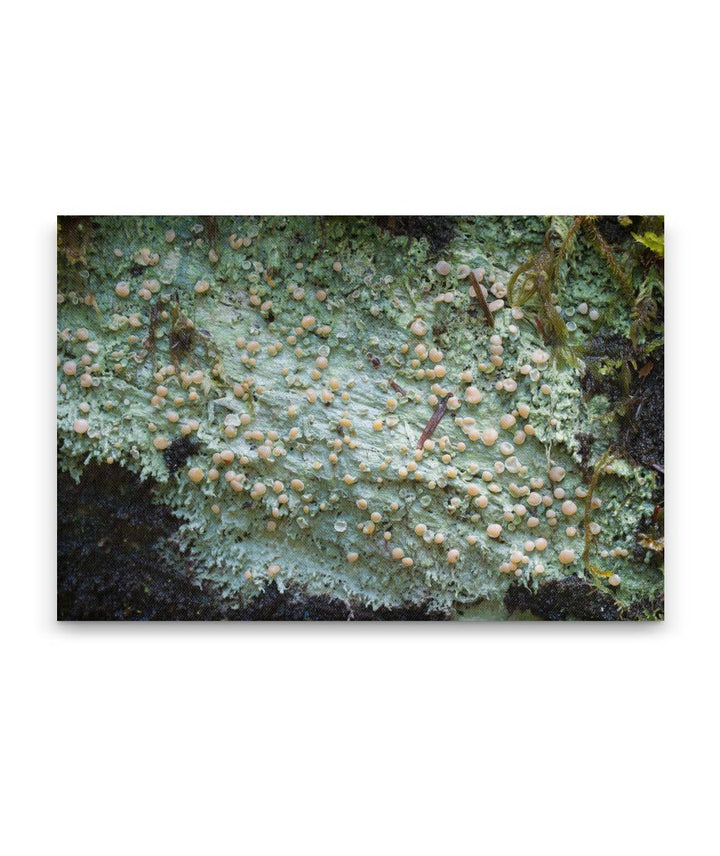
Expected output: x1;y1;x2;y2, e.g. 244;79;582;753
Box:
57;216;664;619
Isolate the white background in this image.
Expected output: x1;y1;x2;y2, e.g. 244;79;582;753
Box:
2;2;716;854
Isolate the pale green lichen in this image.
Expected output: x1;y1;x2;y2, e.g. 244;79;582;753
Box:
57;216;663;615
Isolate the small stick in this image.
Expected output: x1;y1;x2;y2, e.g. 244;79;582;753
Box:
417;393;452;449
143;301;159;365
388;378;407;396
468;269;495;327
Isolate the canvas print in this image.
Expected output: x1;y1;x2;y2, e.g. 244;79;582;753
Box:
57;216;664;620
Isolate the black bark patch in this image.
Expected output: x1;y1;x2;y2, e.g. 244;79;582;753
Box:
504;575;620;621
580;337;664;471
580;333;635;404
622;592;664;621
163;435;200;474
57;463;220;620
619;352;664;470
372;216;459;253
595;216;636;247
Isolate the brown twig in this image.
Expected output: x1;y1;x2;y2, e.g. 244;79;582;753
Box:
417;393;452;449
468;270;494;327
202;216;219;259
388;378;407;396
143;301;160;366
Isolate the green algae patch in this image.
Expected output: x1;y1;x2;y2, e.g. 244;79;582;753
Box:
57;216;664;618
